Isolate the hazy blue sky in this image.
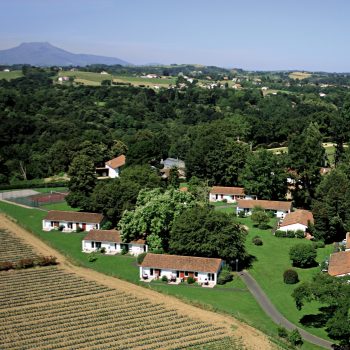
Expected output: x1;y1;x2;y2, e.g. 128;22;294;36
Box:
1;0;349;71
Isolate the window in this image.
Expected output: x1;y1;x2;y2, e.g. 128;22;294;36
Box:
184;271;189;277
194;272;198;277
68;222;73;229
114;243;117;250
92;241;95;248
50;221;54;227
150;268;154;276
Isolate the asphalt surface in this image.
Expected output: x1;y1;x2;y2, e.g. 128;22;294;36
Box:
239;270;334;349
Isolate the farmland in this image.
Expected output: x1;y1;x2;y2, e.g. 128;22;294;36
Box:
288;71;312;80
0;70;23;80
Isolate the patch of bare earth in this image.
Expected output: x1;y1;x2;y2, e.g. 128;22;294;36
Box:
0;214;277;350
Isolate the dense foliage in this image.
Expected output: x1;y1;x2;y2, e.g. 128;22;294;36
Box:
289;243;317;268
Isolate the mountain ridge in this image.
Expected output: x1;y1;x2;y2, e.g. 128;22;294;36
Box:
0;42;132;66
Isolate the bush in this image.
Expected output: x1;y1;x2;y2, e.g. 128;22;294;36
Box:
137;252;147;265
101;221;112;230
252;235;263;246
312;241;325;249
283;269;299;284
100;247;106;254
295;230;305;239
277;325;289;338
289;243;317;268
161;275;168;282
75;226;83;233
88;253;97;262
238;210;246;218
36;256;57;266
217;268;233;285
17;258;34;269
58;225;65;231
288;329;303;346
187;276;195;284
274;230;286;237
121;247;128;255
285;230;296;238
0;261;14;271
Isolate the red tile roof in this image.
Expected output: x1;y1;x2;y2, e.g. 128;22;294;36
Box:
280;210;314;227
210;186;245;196
346;232;350;250
141;253;222;273
179;186;188;192
106;155;126;169
328;251;350;276
83;229;146;244
44;211;104;224
237;199;292;211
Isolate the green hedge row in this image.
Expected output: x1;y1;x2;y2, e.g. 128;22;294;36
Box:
0;180;68;191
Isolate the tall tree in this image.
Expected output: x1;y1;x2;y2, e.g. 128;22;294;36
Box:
66;155;97;210
240;149;288;200
288;122;326;208
169;206;247;266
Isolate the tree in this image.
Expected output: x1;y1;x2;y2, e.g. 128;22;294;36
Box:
251;206;270;229
169;206;247;266
187;176;210;203
292;274;350;346
289;243;317;268
288;329;303;347
119;188;196;251
121;165;161;189
167;167;181;188
288;122;326;208
240;149;288;200
65;155;97;210
312;168;350;242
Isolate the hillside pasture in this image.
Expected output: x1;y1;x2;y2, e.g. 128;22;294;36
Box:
289;71;312;80
0;70;23;80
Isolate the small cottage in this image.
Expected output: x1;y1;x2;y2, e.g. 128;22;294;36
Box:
279;209;314;233
82;229;147;256
209;186;257;203
42;211;105;232
96;155;126;178
328;251;350;277
236;199;292;218
140;253;223;286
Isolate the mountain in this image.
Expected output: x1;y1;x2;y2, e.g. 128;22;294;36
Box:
0;42;131;66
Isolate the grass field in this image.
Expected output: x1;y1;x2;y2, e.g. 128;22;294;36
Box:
58;70;176;88
289;72;312;80
0;70;23;80
0;201;331;349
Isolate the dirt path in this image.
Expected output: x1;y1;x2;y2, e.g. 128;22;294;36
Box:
0;214;277;350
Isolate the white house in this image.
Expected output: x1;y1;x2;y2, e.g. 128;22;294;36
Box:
104;155;126;178
278;209;314;233
328;251;350;277
140;253;223;286
82;229;147;256
209;186;257;203
236;199;292;218
42;211;105;232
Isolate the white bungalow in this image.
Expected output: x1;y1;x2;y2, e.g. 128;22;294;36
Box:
96;155;126;178
42;211;105;232
209;186;257;203
236;199;292;218
82;229;147;256
278;209;314;233
139;253;223;286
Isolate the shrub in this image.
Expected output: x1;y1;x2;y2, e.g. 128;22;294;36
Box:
0;261;14;271
288;329;303;346
283;269;299;284
286;230;296;238
217;267;233;285
101;221;112;230
238;210;246;218
289;243;317;268
161;275;168;282
76;226;83;233
100;247;106;254
36;256;57;266
121;247;128;255
137;252;147;265
295;230;305;239
58;225;65;231
17;258;34;269
187;276;195;284
88;253;97;262
274;230;286;237
252;236;263;246
312;241;325;249
277;325;289;338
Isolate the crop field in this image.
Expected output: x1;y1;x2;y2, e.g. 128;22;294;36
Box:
0;229;38;263
288;71;312;80
0;267;234;350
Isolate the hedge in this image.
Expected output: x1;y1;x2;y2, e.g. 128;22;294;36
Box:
0;180;68;191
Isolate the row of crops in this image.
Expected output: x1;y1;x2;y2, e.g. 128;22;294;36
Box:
0;229;39;263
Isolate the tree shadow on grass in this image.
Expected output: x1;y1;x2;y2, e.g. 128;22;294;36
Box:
299;306;334;328
240;254;257;270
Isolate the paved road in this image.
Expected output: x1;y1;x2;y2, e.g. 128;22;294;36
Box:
239;270;334;349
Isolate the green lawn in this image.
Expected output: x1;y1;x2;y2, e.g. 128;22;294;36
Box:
235;215;333;341
35;187;68;193
0;201;331;349
0;70;23;80
39;201;79;211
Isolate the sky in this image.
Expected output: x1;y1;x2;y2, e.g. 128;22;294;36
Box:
0;0;350;72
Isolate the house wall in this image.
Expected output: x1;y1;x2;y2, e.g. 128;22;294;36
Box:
129;244;148;255
279;223;307;232
106;165;119;178
82;240;147;256
236;207;289;218
209;193;252;203
42;220;100;232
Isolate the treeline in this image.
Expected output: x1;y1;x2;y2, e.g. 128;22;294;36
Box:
1;71;350;184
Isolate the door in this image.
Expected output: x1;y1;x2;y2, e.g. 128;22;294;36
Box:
82;223;86;231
